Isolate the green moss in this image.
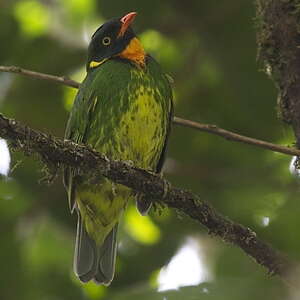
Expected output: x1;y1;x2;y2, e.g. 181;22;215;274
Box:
255;0;300;124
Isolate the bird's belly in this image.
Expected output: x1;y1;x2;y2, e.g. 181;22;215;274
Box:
96;91;166;171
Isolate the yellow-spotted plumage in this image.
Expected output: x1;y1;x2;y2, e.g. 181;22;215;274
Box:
97;69;166;169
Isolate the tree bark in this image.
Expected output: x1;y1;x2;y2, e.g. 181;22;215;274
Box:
256;0;300;147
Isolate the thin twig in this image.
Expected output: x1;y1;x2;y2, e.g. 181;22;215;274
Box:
0;65;79;88
173;117;299;156
0;65;297;157
0;113;294;283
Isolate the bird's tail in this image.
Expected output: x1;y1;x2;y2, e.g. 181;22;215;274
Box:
73;212;118;285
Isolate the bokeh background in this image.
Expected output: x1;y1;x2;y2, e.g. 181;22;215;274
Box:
0;0;298;299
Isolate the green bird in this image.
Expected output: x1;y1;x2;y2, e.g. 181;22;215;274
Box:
64;12;173;285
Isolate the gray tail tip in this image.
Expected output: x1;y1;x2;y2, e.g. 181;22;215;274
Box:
77;276;112;286
77;268;114;285
93;275;113;286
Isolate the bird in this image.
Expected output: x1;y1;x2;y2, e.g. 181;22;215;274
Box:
63;12;173;285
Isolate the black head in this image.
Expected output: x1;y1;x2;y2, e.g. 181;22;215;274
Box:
87;12;137;70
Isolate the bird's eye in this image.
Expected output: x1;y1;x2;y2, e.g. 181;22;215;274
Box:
102;37;111;46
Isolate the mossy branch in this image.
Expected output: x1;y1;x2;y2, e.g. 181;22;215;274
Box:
0;113;295;284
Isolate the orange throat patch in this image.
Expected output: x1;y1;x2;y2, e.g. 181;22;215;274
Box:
118;37;146;67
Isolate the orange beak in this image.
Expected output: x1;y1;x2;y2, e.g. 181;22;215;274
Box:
118;12;137;37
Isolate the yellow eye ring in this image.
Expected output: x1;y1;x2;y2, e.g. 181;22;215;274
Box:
102;37;111;46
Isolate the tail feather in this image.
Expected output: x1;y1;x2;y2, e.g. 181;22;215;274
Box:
94;224;118;285
74;212;118;285
74;212;98;282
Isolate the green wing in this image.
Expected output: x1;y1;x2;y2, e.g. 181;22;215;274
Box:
63;72;98;211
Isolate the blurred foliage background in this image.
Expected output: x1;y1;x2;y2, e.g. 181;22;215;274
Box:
0;0;298;299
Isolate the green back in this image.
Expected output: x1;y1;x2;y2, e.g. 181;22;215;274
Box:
65;56;173;171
